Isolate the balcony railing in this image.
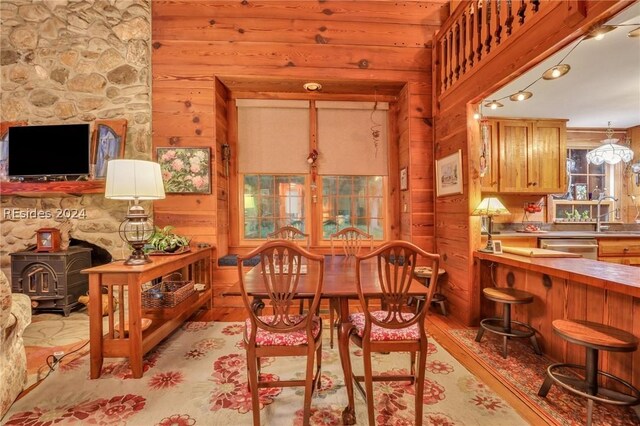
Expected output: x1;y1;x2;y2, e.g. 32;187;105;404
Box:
435;0;560;98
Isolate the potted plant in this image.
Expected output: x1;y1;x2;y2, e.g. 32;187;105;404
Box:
147;226;190;253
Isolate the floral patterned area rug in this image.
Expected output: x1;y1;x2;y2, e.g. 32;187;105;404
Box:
4;322;527;425
448;329;640;426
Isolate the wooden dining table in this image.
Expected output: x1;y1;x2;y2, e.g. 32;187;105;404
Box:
226;255;430;425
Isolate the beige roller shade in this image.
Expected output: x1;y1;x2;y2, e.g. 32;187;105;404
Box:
237;99;310;174
316;101;388;176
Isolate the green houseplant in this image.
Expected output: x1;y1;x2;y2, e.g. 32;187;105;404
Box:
147;226;190;253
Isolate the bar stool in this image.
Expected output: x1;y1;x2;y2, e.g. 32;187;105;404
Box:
412;266;447;316
538;319;640;426
475;287;541;358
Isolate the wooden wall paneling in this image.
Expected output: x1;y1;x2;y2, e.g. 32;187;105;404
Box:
152;1;445;26
388;101;402;242
153;80;217;252
153;15;437;48
632;298;640;390
153;42;430;72
215;79;230;258
604;291;636;392
227;98;239;248
397;85;412;241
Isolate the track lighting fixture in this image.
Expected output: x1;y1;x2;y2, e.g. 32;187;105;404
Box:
509;91;533;102
542;64;571;80
585;25;616;40
484;100;503;110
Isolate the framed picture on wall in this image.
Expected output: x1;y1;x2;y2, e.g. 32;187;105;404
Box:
157;147;211;194
91;119;127;179
435;149;463;197
400;167;408;191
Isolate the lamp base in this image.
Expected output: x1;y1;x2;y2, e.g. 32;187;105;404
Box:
124;249;151;265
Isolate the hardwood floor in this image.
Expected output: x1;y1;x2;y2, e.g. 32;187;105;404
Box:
198;304;550;425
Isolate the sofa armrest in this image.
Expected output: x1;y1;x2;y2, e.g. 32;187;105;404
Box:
8;293;32;336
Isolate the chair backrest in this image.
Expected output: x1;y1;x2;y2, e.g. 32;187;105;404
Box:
356;240;440;331
267;226;310;250
330;227;373;258
237;240;324;339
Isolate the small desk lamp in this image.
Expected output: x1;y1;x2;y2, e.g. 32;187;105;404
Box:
471;197;510;253
105;159;166;265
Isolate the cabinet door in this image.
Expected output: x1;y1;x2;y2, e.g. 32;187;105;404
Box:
480;120;499;192
531;120;567;193
498;120;533;192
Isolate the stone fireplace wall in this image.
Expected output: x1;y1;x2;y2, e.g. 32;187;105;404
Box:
0;0;152;277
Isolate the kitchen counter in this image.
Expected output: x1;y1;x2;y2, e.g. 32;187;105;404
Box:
473;250;640;389
493;231;640;238
474;251;640;297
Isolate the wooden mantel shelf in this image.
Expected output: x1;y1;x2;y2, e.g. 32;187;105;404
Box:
0;180;105;196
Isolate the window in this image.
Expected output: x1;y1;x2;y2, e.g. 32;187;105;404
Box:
568;148;606;197
243;175;306;239
321;176;384;239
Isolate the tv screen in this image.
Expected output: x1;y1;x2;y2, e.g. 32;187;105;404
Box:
8;123;90;178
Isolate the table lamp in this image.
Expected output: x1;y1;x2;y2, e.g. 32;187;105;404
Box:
105;159;166;265
471;197;510;253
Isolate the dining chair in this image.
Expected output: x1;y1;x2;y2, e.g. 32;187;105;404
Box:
237;240;324;426
267;225;310;314
340;240;440;426
328;227;373;348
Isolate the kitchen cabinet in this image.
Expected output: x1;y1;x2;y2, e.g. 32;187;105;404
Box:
597;238;640;266
488;118;567;194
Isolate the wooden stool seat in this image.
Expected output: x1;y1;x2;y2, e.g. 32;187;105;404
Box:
482;287;534;305
475;287;541;358
538;319;640;426
552;319;639;352
412;267;447;316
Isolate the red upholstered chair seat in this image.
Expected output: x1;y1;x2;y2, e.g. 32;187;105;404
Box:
245;315;322;346
348;311;420;341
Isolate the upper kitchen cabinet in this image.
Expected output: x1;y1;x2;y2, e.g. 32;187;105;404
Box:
490;117;567;194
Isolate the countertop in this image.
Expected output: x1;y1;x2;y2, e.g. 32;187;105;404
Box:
474;251;640;298
491;231;640;238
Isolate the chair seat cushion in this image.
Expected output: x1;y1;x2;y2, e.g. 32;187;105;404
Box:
348;311;420;341
245;315;321;346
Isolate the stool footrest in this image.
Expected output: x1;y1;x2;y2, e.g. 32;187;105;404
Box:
545;363;640;406
479;318;536;338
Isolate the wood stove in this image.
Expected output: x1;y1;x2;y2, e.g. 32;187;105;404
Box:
10;247;92;316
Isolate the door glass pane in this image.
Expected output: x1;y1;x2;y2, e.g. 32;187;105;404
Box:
243;175;306;240
320;175;385;240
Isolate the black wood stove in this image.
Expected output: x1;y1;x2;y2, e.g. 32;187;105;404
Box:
10;247;92;316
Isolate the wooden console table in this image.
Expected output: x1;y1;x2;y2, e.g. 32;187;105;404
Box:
83;247;213;378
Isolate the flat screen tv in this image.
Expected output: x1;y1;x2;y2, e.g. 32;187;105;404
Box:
8;123;90;179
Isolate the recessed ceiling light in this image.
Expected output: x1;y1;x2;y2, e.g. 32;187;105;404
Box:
303;82;322;92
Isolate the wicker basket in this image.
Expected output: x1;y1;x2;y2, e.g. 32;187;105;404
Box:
142;273;194;308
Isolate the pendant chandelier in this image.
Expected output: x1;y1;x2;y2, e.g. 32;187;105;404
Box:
586;122;634;165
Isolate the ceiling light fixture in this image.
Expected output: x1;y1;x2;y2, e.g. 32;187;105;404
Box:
303;82;322;92
585;25;616;40
542;63;571;80
509;91;533;102
484;100;503;110
586;121;634;165
629;27;640;37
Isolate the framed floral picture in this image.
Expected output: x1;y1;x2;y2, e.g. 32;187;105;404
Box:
157;147;211;194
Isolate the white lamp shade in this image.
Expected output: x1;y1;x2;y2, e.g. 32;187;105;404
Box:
586;140;634;165
471;197;510;216
105;159;166;200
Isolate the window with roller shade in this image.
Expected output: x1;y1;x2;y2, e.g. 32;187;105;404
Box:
237;99;389;243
